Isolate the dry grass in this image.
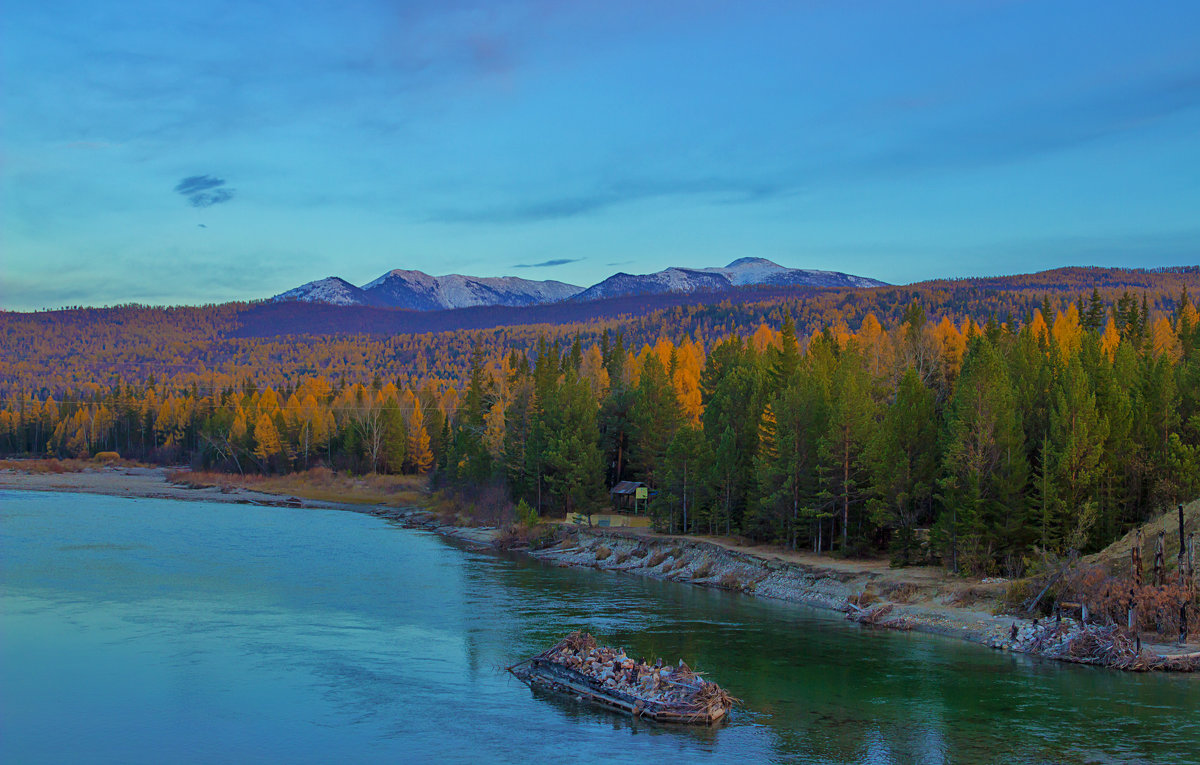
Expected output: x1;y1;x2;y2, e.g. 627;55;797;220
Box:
693;561;713;578
0;458;95;474
630;546;649;559
495;523;564;551
171;467;428;507
1088;499;1199;578
647;551;668;568
1;456;150;473
615;552;631;565
594;545;612;561
946;586;989;608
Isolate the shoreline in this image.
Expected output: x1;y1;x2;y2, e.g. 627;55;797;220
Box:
4;466;1196;672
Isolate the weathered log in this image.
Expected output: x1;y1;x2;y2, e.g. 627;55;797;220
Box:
1132;528;1143;586
1154;531;1166;587
1180;504;1187;588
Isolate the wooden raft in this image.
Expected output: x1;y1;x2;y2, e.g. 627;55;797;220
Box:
508;633;734;725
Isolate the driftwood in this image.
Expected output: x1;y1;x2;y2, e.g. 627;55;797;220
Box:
1017;622;1200;672
845;602;915;631
1025;567;1067;614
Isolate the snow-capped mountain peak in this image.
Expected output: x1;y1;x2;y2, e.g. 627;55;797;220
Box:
571;258;886;302
272;277;366;306
271;258;886;310
273;268;583;311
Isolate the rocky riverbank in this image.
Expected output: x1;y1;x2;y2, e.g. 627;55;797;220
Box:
4;465;1194;672
522;526;1198;672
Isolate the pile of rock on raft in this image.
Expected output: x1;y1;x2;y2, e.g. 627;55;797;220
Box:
538;631;735;713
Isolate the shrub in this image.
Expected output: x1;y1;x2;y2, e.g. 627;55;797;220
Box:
515;499;539;528
884;582;919;604
630;547;649;559
852;590;879;608
693;561;713;578
647;552;668;567
93;451;121;463
1000;579;1034;613
615;552;630;565
718;572;743;590
595;545;612;561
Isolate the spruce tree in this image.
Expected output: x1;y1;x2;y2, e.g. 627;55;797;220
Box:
1042;355;1109;553
866;367;937;565
630;352;681;486
937;337;1028;574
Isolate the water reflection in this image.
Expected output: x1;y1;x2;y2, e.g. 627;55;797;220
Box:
2;491;1197;765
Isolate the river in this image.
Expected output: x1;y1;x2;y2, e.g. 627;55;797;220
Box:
2;490;1197;764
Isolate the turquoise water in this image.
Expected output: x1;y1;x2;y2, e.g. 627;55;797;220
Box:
2;490;1198;764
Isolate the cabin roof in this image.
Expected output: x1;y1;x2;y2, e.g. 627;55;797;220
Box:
609;481;646;495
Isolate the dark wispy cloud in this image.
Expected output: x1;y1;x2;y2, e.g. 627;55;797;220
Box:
512;258;581;268
430;176;790;224
174;175;235;208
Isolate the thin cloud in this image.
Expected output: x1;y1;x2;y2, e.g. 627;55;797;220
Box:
430;176;790;224
174;175;236;208
512;258;581;268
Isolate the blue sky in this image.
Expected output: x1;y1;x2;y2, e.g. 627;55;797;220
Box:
3;0;1198;310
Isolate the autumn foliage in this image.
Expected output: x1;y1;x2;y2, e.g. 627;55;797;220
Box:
2;267;1199;575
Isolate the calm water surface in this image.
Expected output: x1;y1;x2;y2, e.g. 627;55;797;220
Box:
2;490;1198;764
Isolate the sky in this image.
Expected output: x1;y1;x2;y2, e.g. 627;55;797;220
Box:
2;0;1199;310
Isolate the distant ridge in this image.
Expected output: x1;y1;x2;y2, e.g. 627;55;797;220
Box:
572;257;886;301
271;258;886;311
273;270;581;311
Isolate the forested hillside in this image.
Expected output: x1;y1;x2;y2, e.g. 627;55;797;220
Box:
2;266;1198;575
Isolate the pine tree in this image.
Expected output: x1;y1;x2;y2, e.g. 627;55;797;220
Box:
630;352;681;486
380;405;408;474
753;377;825;549
768;314;800;391
818;347;874;554
937;337;1028;574
1083;288;1105;332
503;370;537;500
1041;355;1109;553
700;337;763;534
658;425;713;534
866;367;937;565
542;371;602;516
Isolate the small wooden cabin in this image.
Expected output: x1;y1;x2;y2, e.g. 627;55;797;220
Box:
609;481;649;512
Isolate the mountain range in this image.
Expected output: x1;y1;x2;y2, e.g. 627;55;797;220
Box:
271;257;886;311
